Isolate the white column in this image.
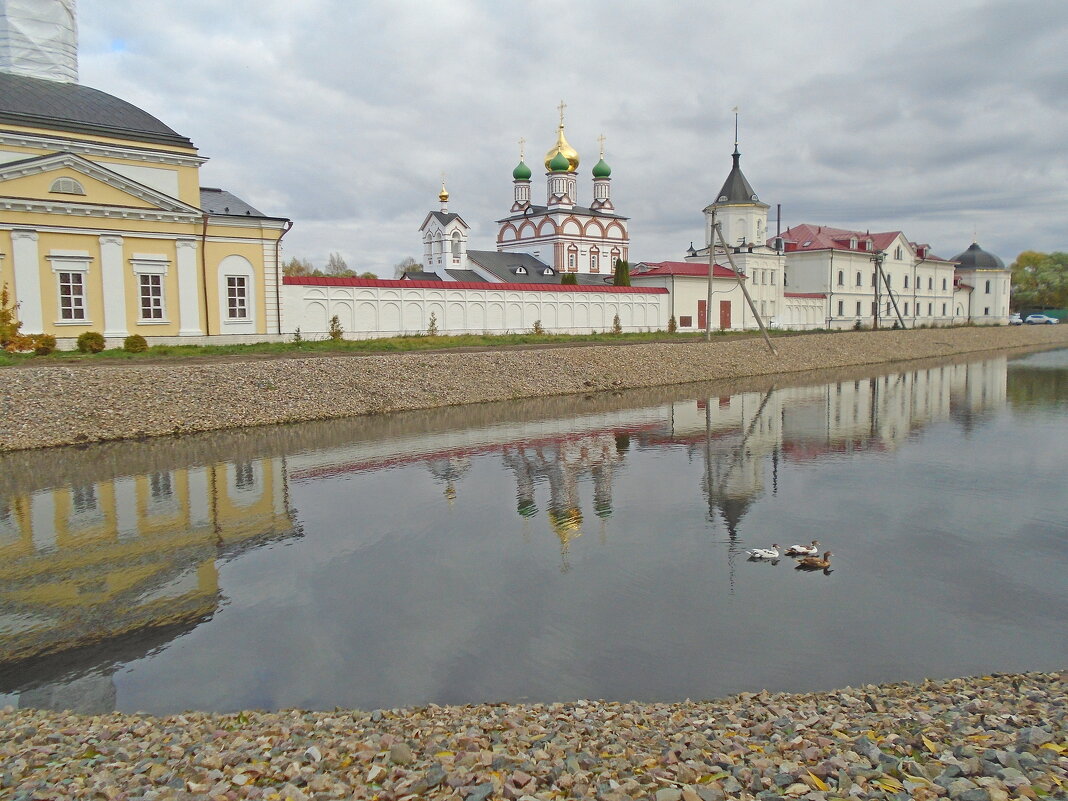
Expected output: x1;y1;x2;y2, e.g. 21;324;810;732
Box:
11;230;42;333
99;235;127;337
176;239;203;335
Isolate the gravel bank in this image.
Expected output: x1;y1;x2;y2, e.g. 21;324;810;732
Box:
3;671;1064;800
2;326;1066;452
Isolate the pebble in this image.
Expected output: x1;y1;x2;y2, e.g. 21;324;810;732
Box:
1;670;1064;800
2;326;1066;451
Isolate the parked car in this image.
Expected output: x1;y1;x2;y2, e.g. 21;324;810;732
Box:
1024;314;1059;325
1009;313;1023;325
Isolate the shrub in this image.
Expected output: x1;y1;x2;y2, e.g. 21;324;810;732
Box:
560;273;578;285
1;283;23;348
33;334;57;355
292;327;303;344
328;314;344;341
76;331;106;353
427;311;438;336
123;334;148;353
667;315;677;334
531;319;545;335
612;314;623;334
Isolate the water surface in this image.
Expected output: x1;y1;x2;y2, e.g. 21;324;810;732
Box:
1;348;1066;714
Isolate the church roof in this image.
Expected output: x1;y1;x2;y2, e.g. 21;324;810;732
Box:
779;224;901;254
632;261;741;279
0;71;194;149
199;187;270;217
711;149;764;206
496;204;627;223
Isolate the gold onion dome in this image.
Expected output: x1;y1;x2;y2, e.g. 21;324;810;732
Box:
438;180;449;202
544;125;579;172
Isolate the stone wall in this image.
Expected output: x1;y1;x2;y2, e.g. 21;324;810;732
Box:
2;325;1066;452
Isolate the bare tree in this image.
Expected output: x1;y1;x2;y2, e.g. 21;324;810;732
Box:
393;256;421;278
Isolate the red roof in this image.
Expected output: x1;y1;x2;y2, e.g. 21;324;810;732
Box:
283;276;666;294
632;261;741;279
778;224;904;255
784;292;826;299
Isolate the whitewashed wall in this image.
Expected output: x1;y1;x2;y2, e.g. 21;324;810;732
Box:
281;278;669;338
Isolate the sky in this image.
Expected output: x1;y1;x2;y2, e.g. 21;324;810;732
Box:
76;0;1068;277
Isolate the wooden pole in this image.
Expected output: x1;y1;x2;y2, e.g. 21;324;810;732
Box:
713;222;777;355
705;210;715;342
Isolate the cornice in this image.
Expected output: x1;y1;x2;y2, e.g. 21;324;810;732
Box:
0;130;205;167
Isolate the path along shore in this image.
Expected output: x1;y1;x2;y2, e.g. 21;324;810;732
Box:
2;671;1065;800
2;325;1067;452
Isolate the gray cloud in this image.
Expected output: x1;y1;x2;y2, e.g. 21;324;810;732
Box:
78;0;1068;274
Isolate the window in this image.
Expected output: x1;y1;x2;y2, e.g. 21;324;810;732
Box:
928;303;932;315
984;307;990;315
50;176;85;195
770;271;775;285
856;301;862;315
904;275;909;288
871;301;877;315
451;232;461;258
139;274;164;320
942;278;947;290
928;277;933;290
837;270;844;286
985;280;991;294
894;246;902;260
71;484;97;515
149;471;173;502
679;315;692;327
850;237;858;249
568;251;576;270
235;462;255;490
58;271;86;320
856;271;862;286
904;303;909;315
885;274;891;287
942;303;947;315
226;276;248;319
590;249;599;271
837;300;844;316
865;240;873;251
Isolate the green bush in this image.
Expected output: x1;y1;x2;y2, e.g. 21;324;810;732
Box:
123;334;148;353
33;334;57;355
328;314;344;341
560;273;578;285
531;319;545;335
76;331;106;353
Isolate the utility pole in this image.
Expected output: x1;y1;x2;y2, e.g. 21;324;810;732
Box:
705;209;716;342
873;251;882;330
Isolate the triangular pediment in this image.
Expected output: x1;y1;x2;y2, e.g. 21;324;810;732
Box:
0;152;201;214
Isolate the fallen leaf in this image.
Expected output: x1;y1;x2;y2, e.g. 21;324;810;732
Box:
807;771;829;791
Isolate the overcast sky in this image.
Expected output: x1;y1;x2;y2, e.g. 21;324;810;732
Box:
78;0;1067;276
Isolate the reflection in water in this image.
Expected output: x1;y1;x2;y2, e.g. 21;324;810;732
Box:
1;348;1064;714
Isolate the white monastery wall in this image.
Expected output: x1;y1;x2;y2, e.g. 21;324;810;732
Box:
281;278;669;339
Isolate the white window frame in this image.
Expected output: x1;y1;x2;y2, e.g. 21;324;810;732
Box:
217;255;256;331
130;254;170;324
48;250;93;325
226;275;249;320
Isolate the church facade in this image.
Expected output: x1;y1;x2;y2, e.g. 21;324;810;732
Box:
0;1;290;347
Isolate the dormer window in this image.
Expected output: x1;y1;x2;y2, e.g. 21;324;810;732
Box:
894;246;903;260
514;265;528;275
50;177;85;195
801;240;812;248
865;239;873;251
718;195;727;202
849;237;858;249
542;267;555;276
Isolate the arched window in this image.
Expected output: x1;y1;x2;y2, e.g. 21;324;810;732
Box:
451;231;461;258
928;277;933;290
837;270;844;286
984;280;991;294
856;271;862;286
590;248;599;271
942;277;947;290
904;275;909;288
894;246;902;260
50;176;85;195
850;237;858;249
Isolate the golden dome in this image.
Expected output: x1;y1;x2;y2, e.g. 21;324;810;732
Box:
438;179;449;203
544;125;579;172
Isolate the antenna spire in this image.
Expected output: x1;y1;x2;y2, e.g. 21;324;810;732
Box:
732;106;740;154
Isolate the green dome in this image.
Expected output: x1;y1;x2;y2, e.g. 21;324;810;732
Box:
512;160;532;180
592;157;611;178
548;150;570;172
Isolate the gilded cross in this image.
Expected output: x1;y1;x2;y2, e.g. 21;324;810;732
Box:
557;99;567;126
518;137;526;160
597;133;606;159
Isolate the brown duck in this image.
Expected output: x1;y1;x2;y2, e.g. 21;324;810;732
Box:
795;551;833;570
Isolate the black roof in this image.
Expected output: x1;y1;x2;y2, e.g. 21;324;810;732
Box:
951;242;1006;270
200;187;267;217
445;269;489;282
0;71;194;149
468;250;611;285
400;271;443;281
711;149;764;206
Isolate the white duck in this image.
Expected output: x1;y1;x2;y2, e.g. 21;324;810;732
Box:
745;544;780;559
784;540;820;557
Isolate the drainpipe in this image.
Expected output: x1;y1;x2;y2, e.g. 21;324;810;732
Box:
200;213;211;336
274;219;294;335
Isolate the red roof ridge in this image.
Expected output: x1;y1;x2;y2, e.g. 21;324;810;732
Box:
282;276;667;294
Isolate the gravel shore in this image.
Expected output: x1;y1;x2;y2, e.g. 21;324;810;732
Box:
3;671;1064;800
2;326;1066;452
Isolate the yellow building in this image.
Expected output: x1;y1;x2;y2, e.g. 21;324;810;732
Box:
0;11;290;346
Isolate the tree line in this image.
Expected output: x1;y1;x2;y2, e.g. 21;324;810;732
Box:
282;252;376;279
1011;250;1068;311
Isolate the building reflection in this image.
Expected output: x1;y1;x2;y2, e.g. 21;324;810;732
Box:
0;457;297;712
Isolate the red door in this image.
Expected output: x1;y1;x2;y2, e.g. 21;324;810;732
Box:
720;300;732;330
697;300;707;329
